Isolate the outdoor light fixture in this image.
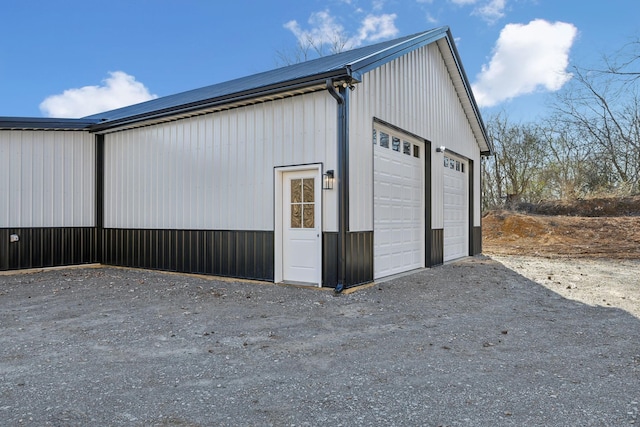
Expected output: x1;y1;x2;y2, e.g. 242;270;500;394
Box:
323;170;335;190
436;146;446;153
341;82;356;91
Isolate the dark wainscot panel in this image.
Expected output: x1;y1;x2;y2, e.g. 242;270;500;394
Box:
323;231;373;289
322;232;339;288
472;226;482;255
101;229;274;281
430;228;444;267
1;227;97;271
345;231;373;288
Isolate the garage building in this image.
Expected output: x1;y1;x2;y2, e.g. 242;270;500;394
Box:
1;26;492;288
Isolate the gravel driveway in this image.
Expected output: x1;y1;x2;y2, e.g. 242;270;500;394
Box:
1;256;638;426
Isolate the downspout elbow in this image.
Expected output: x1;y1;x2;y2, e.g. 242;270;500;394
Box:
326;79;344;104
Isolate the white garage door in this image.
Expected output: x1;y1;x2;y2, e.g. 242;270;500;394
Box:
373;126;425;279
443;154;468;262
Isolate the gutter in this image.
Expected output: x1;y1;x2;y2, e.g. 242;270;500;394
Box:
89;71;353;133
325;79;348;293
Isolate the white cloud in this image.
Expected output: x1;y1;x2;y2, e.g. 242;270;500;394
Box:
473;0;506;23
449;0;477;5
284;11;347;49
472;19;578;108
372;0;386;11
39;71;157;118
284;9;398;53
356;14;399;43
447;0;506;23
425;12;439;24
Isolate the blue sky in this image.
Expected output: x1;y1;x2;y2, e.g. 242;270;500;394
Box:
1;0;637;122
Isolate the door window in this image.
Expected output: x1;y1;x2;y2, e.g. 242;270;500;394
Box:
290;178;315;228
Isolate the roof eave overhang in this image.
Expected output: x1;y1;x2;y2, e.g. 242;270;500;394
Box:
0;117;99;131
89;70;354;133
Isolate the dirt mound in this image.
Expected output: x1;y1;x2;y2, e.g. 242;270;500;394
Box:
513;195;640;217
483;204;640;259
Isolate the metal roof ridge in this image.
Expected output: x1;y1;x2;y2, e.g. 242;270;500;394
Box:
346;26;449;72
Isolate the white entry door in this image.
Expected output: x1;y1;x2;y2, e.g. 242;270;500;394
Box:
282;170;321;284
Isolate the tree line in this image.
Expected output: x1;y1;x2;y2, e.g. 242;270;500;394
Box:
482;39;640;210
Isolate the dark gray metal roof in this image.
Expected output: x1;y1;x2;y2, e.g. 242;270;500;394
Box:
84;27;450;128
0;117;99;130
0;26;490;153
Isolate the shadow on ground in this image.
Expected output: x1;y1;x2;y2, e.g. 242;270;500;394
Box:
1;257;638;426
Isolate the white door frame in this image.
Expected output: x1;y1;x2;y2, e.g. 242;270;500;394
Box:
274;164;323;286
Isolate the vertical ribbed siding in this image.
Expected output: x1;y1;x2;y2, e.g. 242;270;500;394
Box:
0;130;95;228
0;227;97;271
349;43;480;232
345;231;373;287
424;144;433;267
430;228;444;266
103;91;338;232
472;227;482;256
322;232;339;287
321;231;372;288
101;229;274;281
468;159;475;255
472;150;482;228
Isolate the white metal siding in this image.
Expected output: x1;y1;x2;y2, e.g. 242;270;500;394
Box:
349;42;481;231
103;91;338;231
0;130;95;228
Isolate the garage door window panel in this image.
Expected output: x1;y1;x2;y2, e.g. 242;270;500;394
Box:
392;137;401;152
380;132;389;148
403;141;411;155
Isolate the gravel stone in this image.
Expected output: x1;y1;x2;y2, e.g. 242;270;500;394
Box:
1;255;638;426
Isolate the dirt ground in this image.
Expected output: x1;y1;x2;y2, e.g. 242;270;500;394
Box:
488;255;640;318
482;206;640;260
482;196;640;318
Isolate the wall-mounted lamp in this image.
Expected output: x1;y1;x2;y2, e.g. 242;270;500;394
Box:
323;170;335;190
435;146;446;153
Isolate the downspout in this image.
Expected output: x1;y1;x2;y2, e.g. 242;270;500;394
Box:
326;79;348;293
95;134;104;265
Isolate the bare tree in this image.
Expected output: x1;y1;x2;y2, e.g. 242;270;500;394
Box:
601;38;640;84
481;35;640;210
482;114;548;209
276;40;314;66
537;118;593;199
276;32;352;66
553;66;640;193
